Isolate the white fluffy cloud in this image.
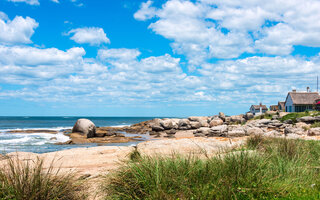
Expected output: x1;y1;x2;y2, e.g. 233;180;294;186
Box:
68;27;110;46
0;45;85;65
7;0;39;5
134;0;320;65
0;14;38;44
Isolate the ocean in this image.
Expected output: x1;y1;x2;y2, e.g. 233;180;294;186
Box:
0;116;155;154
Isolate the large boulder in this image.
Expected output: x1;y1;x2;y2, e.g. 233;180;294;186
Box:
72;119;96;138
188;116;209;127
308;128;320;136
230;115;246;124
219;112;226;121
245;113;254;120
209;118;224;127
193;127;212;136
210;125;228;136
190;121;202;129
284;127;306;135
246;127;264;136
151;119;164;132
297;116;316;123
227;125;247;137
160;119;175;130
178;119;191;130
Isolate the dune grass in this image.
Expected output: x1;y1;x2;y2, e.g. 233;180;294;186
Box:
104;137;320;200
280;111;320;123
0;156;86;200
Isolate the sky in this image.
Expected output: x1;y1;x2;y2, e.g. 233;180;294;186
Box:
0;0;320;117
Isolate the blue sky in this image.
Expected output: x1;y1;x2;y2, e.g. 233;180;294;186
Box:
0;0;320;117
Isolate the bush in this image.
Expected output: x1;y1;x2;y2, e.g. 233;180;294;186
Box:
0;156;85;200
104;138;320;200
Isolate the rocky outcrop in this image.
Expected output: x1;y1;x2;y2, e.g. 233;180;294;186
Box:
72;119;96;138
209;118;223;127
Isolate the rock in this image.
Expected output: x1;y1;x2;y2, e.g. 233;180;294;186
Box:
245;113;254;120
178;119;191;130
284;119;293;124
295;122;309;129
193;127;212;136
160;119;175;130
265;130;282;137
297;116;316;123
227;125;247;137
224;117;231;124
190;121;202;129
165;129;177;135
308;128;320;136
210;125;228;136
50;137;57;140
115;132;125;137
188;117;209;127
209;118;223;127
230;115;246;124
246;127;264;136
219;112;225;121
151;119;164;132
72;119;96;138
284;127;306;135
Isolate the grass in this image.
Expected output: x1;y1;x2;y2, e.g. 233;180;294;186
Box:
104;137;320;200
311;122;320;128
0;156;85;200
280;111;320;123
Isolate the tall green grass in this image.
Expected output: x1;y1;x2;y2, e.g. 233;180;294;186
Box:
104;137;320;200
0;156;86;200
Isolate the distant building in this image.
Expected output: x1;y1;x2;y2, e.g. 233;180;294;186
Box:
278;101;285;111
250;103;268;115
285;89;320;112
269;105;279;111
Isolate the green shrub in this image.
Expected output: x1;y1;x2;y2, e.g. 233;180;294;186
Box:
104;138;320;200
311;122;320;128
0;156;85;200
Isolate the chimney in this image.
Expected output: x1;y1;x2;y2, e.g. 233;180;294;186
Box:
292;89;296;93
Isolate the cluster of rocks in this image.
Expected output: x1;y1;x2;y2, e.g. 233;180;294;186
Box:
148;112;320;138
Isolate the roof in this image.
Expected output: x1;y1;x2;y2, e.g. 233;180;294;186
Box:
278;101;285;107
286;92;320;105
251;104;268;110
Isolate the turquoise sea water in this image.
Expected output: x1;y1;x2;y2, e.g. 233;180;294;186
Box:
0;117;155;154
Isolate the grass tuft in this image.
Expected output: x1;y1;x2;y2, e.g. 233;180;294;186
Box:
104;137;320;200
0;156;86;200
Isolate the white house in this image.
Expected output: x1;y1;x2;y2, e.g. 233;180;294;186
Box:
284;90;320;112
249;103;268;115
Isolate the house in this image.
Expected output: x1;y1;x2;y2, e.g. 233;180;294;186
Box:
269;105;279;111
284;90;320;112
249;103;268;115
278;101;285;111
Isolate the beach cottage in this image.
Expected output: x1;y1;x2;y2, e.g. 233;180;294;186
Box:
284;90;320;112
249;103;268;115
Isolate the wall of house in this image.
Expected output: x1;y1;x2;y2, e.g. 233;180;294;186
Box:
285;95;294;112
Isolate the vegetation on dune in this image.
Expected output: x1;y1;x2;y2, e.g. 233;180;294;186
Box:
0;156;86;200
104;136;320;200
280;111;320;123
